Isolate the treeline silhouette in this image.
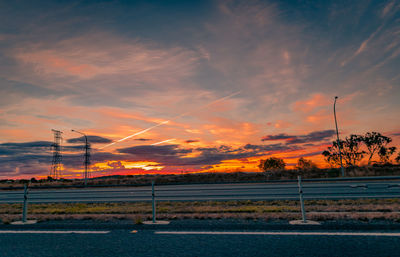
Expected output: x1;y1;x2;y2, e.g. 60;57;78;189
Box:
258;131;399;179
322;132;398;167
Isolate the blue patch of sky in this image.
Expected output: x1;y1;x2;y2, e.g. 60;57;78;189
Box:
0;0;211;51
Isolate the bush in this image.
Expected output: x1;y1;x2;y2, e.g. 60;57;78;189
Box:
295;157;317;171
258;157;285;173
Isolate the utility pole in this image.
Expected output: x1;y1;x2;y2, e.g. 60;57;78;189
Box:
22;183;29;223
334;96;345;177
297;176;306;223
50;129;63;179
152;181;156;223
71;130;90;186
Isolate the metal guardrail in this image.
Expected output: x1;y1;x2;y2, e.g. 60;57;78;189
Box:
2;175;400;191
2;176;400;224
1;178;400;204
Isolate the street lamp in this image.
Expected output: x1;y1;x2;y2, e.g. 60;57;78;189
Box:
333;96;345;177
71;129;90;186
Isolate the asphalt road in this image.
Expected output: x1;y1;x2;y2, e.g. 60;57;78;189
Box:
1;228;400;257
1;180;400;203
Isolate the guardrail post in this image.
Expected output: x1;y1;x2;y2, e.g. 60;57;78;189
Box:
297;175;307;223
22;184;29;223
152;181;156;223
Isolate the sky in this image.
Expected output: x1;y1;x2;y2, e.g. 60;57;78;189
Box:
0;0;399;179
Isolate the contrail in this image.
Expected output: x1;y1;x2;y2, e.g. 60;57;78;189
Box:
99;91;240;149
99;121;169;149
151;138;175;145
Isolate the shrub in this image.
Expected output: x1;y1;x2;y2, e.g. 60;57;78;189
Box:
295;157;317;170
258;157;285;173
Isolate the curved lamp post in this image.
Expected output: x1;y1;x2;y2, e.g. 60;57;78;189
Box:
71;129;90;186
334;96;345;177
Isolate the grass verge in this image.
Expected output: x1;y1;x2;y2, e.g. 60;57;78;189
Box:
1;199;400;224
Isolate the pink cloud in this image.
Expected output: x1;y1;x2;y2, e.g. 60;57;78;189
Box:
306;109;331;124
12;32;200;88
293;93;330;113
272;120;292;129
16;51;101;79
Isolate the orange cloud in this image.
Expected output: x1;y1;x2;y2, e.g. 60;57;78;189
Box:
16;51;101;79
306;110;331;124
12;32;200;90
293;93;330;113
272;120;292;129
202;118;261;144
97;107;165;124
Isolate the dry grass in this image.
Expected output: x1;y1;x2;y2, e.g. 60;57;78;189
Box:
1;165;399;189
2;199;400;224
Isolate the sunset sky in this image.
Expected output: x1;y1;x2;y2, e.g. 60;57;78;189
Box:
0;0;399;179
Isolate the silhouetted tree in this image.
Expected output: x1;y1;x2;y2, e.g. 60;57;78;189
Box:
30;177;38;183
395;152;400;164
362;132;392;165
342;135;365;166
378;146;397;164
258;157;285;172
322;145;341;168
295;157;317;170
322;135;365;167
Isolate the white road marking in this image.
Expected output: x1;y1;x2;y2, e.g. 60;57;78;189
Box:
0;230;110;234
155;231;400;237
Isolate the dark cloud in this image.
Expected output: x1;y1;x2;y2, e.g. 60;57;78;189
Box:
0;141;53;148
0;141;53;156
185;140;199;144
0;138;303;177
0;141;104;177
67;136;112;144
118;145;192;156
261;130;335;145
0;153;52;177
304;130;336;142
261;134;294;141
134;138;152;141
116;143;299;167
0;137;132;176
243;143;297;152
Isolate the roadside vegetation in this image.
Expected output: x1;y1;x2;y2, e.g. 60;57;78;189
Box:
321;132;398;167
1;164;400;189
2;199;400;224
258;131;400;179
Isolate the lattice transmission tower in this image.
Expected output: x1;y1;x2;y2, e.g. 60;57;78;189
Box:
50;129;63;179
